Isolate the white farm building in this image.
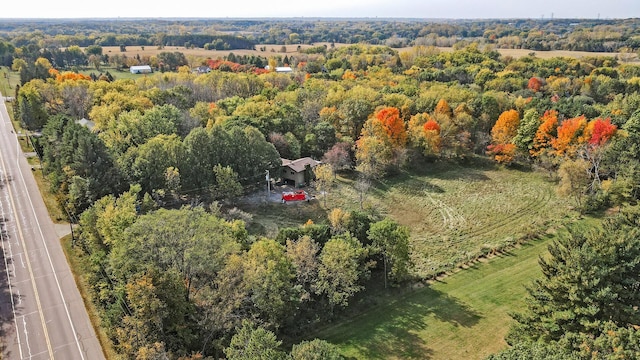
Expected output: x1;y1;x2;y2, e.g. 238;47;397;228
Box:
130;65;153;74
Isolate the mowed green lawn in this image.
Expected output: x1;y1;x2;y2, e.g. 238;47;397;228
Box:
325;158;569;278
316;235;552;359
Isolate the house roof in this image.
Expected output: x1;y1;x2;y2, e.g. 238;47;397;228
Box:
75;117;95;130
281;157;321;173
276;66;293;73
264;66;293;73
130;65;152;70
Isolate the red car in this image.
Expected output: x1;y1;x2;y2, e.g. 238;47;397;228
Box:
281;190;310;203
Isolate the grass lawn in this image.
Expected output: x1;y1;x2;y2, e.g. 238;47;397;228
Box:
0;66;18;97
31;168;67;223
317;233;551;359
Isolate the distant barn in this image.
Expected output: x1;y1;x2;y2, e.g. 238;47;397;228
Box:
130;65;153;74
264;66;293;73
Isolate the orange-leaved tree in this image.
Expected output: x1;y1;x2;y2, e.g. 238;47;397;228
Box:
527;77;543;93
552;115;587;157
488;109;520;163
423;119;442;154
531;110;559;157
408;113;441;156
580;117;618;191
375;107;407;148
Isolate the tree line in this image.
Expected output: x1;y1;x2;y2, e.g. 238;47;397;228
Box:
2;18;640;54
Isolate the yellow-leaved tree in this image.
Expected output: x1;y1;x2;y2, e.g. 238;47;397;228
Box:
487;109;520;164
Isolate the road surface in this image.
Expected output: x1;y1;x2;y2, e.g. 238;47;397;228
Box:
0;96;105;359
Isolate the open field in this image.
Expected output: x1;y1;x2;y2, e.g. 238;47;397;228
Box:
316;233;549;359
315;217;599;359
369;160;568;278
102;43;636;62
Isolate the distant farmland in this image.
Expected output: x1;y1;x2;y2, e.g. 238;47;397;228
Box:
102;43;636;62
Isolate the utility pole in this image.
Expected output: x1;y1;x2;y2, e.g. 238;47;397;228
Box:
265;170;270;200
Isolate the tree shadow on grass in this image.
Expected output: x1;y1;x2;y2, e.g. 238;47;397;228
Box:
327;287;482;359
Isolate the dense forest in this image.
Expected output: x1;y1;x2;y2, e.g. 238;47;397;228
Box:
2;18;640;359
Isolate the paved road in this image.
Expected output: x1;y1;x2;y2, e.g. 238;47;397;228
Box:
0;98;104;359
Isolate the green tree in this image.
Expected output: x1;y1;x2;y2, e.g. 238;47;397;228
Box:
211;164;243;204
110;207;241;299
487;341;577;360
242;239;298;329
313;163;334;207
224;320;287;360
513;108;540;155
338;97;375;140
316;235;369;308
16;80;48;130
286;236;320;302
164;166;181;200
125;134;184;195
509;212;640;348
557;158;590;211
368;218;412;287
290;339;344;360
85;44;103;57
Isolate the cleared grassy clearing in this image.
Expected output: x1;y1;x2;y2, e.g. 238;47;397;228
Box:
318;232;549;359
309;159;568;278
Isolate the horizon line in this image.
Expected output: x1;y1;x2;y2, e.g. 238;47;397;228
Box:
0;16;634;21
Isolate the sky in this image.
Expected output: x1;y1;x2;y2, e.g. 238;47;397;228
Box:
1;0;639;19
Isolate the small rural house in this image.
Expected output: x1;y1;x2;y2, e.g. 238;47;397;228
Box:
194;66;211;74
75;118;95;131
264;66;293;73
130;65;153;74
281;157;321;187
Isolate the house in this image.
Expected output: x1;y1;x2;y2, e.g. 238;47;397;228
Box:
264;66;293;73
194;66;211;74
75;118;95;131
130;65;153;74
275;66;293;73
281;157;321;187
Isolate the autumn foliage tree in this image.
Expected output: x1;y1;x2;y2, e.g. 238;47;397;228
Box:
551;115;587;157
422;119;442;155
586;117;617;146
376;107;407;148
488;109;520;164
527;77;543;92
531;110;559;157
356;107;407;177
434;98;453;118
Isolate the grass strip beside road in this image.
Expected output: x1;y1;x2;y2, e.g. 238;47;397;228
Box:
61;235;120;360
317;234;554;360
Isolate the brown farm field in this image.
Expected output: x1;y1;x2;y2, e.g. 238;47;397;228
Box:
103;43;636;62
101;42;344;60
